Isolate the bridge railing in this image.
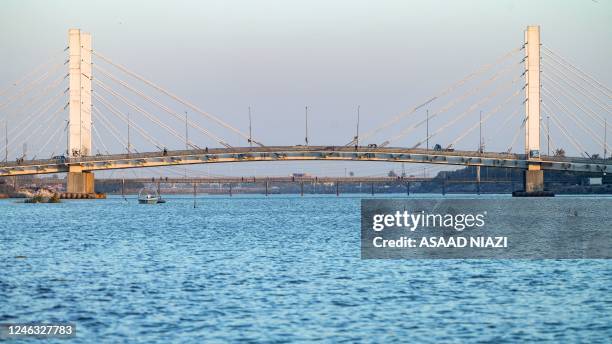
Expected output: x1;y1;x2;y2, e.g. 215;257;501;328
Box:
1;146;609;170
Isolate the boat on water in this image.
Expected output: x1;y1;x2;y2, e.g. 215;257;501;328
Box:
138;189;160;204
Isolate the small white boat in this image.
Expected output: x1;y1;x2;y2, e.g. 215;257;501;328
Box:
138;189;159;204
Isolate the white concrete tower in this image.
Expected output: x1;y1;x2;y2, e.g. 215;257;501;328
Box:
66;29;94;194
521;25;545;193
68;28;92;157
524;25;541;158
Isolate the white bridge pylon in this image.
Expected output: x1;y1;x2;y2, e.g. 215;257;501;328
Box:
66;28;94;193
524;25;541;158
68;28;92;158
524;25;544;192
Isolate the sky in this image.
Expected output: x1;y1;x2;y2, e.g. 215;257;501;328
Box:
0;0;610;177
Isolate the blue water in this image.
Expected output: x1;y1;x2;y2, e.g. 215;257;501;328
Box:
1;195;611;343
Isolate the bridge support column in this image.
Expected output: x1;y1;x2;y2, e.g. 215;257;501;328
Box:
67;171;95;194
524;170;544;193
523;164;544;193
514;163;553;197
513;26;553;197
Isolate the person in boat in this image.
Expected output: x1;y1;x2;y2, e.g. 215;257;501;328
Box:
163;147;168;156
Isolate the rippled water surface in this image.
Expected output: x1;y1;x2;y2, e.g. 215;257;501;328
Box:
1;195;611;343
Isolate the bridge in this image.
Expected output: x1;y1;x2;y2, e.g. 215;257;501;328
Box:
1;26;610;196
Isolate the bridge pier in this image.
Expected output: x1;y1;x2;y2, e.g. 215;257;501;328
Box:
524;166;544;193
512;26;553;197
513;164;553;197
66;171;95;194
476;166;481;195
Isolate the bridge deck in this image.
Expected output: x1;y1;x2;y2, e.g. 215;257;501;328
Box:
1;146;610;176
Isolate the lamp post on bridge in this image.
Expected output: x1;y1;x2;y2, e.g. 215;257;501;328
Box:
479;110;482;154
127;112;131;156
355;105;360;149
64;120;69;156
185;110;189;150
248;106;252;148
547;115;550;156
604;119;607;160
426;109;429;151
4;121;8;162
305;106;309;146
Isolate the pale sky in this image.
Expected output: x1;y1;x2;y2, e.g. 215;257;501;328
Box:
1;0;610;177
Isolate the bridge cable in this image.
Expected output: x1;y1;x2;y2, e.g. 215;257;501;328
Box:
542;87;606;147
34;116;67;159
0;76;68;146
0;91;66;157
539;118;558;157
506;118;525;153
541;55;611;114
542;73;607;127
94;65;232;148
92;106;129;150
542;45;612;98
92;106;136;153
92;51;262;146
450;100;522;150
95;94;166;150
379;62;521;146
0;62;65;111
382;72;522;147
0;50;66;98
14;80;70;144
94;97;154;150
92;123;111;155
94;78;197;149
4;72;67;143
94;79;200;150
345;46;522;146
0;72;68;124
4;91;66;143
542;102;588;156
94;93;150;147
542;56;611;114
32;107;67;158
491;105;522;141
27;102;69;157
413;88;521;149
542;87;607;150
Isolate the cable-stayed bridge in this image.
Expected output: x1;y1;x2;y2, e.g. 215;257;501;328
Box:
0;26;610;196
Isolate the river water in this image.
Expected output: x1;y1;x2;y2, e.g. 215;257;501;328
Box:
1;194;611;343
